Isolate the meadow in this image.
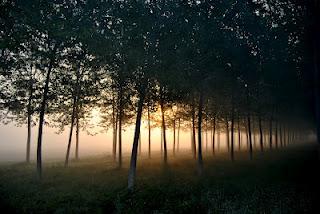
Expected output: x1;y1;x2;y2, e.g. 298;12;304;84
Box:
0;143;318;213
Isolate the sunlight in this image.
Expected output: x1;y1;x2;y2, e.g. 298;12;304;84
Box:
90;108;101;126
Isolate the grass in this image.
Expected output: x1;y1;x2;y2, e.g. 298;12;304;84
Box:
0;143;319;213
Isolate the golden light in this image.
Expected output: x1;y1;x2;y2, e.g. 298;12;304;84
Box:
172;105;177;114
90;108;101;125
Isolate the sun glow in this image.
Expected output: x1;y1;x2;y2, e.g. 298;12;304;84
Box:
80;105;234;156
90;108;101;125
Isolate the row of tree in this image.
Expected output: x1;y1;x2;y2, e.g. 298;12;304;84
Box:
0;0;318;189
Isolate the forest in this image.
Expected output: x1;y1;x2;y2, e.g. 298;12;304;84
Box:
0;0;319;213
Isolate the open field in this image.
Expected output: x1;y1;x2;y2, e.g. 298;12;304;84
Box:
0;143;319;213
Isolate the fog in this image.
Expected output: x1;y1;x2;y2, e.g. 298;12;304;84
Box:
0;122;227;162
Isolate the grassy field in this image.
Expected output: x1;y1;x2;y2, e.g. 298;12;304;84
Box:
0;143;319;213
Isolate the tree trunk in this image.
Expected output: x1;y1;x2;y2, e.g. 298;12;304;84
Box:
225;118;229;152
279;123;283;147
128;88;146;190
148;105;151;158
190;124;193;153
191;100;197;159
259;115;264;152
160;87;167;164
139;132;141;155
26;108;32;163
26;74;33;163
118;107;122;168
247;115;253;160
197;91;204;175
269;117;272;149
218;130;221;151
253;133;256;149
205;118;208;153
36;54;55;179
173;118;176;156
231;107;235;162
75;114;79;160
212;117;216;154
177;118;180;153
287;127;290;145
118;83;123;167
245;120;249;148
275;120;278;148
160;125;164;155
65;96;77;167
112;94;117;161
283;124;286;146
246;86;253;160
75;65;80;161
211;125;213;151
237;114;241;151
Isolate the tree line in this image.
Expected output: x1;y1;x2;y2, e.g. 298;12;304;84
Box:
0;0;318;190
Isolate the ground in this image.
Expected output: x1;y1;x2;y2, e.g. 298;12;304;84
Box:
0;143;319;213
